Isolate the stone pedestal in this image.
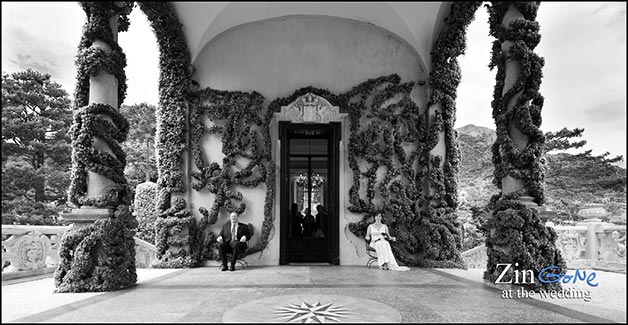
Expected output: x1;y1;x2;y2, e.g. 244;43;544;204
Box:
60;207;114;228
576;218;604;261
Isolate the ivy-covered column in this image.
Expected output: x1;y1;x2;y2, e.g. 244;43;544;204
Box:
484;2;565;290
421;2;481;268
138;2;200;268
55;1;137;293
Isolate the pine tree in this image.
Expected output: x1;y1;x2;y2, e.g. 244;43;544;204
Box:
544;127;625;220
2;69;72;224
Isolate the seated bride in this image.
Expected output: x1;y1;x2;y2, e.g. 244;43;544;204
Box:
365;213;409;271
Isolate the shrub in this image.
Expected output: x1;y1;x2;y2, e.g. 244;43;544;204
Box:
134;181;158;243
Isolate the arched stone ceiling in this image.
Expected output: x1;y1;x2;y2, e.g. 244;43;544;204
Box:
171;2;451;72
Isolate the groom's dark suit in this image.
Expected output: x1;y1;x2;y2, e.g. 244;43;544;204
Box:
218;221;250;269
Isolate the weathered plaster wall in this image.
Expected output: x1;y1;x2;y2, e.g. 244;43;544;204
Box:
189;15;427;265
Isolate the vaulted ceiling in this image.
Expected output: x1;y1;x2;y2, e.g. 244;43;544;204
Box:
171;2;451;72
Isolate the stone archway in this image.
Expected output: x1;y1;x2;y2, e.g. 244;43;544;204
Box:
60;1;563;292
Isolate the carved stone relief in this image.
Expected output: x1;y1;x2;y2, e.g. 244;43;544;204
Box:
276;93;345;123
554;230;586;261
597;230;626;262
2;230;51;271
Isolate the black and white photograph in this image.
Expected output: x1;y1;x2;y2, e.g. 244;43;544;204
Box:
1;1;626;323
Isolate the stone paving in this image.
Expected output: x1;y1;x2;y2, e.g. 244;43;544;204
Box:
2;266;625;323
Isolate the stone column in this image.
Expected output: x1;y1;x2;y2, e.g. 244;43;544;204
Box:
62;5;126;227
499;6;536;207
55;2;137;293
87;14;119;201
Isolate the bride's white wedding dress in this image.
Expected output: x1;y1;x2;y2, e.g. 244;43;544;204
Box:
368;224;410;271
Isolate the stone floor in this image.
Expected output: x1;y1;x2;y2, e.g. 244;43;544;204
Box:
2;266;626;323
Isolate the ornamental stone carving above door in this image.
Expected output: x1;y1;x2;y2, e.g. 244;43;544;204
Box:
277;93;344;123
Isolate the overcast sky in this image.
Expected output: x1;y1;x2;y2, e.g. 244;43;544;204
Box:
2;2;626;163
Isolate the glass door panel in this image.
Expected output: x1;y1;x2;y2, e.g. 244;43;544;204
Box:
289;156;307;238
280;122;339;264
310;156;328;238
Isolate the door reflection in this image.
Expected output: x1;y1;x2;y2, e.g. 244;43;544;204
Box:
288;137;329;239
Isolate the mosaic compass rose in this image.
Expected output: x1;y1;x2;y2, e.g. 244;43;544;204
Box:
274;299;353;323
222;294;400;323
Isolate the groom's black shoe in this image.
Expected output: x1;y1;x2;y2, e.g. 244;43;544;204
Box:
220;264;228;271
230;264;236;272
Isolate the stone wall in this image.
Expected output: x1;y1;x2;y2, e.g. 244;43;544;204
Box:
189;15;426;265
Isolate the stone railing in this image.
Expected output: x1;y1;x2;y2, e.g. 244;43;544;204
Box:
2;225;66;274
462;221;626;273
134;236;156;268
553;221;626;272
2;225;157;280
591;223;625;269
461;244;487;269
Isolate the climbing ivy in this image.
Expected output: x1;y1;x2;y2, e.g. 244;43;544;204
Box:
56;1;136;293
347;2;483;268
343;74;430;266
68;1;133;208
138;2;200;268
151;197;201;268
191;87;274;261
417;1;484;268
484;1;565;289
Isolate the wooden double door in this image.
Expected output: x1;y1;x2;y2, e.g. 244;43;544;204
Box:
279;122;340;265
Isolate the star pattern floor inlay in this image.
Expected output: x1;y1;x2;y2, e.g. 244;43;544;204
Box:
222;294;402;323
274;299;353;323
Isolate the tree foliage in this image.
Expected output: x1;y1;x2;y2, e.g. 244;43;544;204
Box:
119;102;157;191
543;127;625;220
1;69;72;225
457;124;626;229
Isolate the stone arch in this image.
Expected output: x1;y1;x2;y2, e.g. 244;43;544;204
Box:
176;2;448;72
194;14;428;80
191;14;427;101
63;2;562;279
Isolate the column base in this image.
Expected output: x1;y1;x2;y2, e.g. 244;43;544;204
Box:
60;207;114;227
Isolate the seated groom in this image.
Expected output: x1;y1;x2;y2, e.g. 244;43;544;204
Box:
217;212;250;271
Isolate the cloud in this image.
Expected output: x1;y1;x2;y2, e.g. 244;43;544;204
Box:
2;23;78;94
8;53;58;76
584;99;627;124
1;3;83;96
457;3;626;160
594;3;626;33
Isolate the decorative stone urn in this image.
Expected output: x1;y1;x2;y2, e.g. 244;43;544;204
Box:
577;203;609;222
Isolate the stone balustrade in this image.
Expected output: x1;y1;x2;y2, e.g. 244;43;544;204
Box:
461;244;487;269
134;236;156;269
592;224;626;271
461;221;626;272
2;225;66;273
2;225;157;280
